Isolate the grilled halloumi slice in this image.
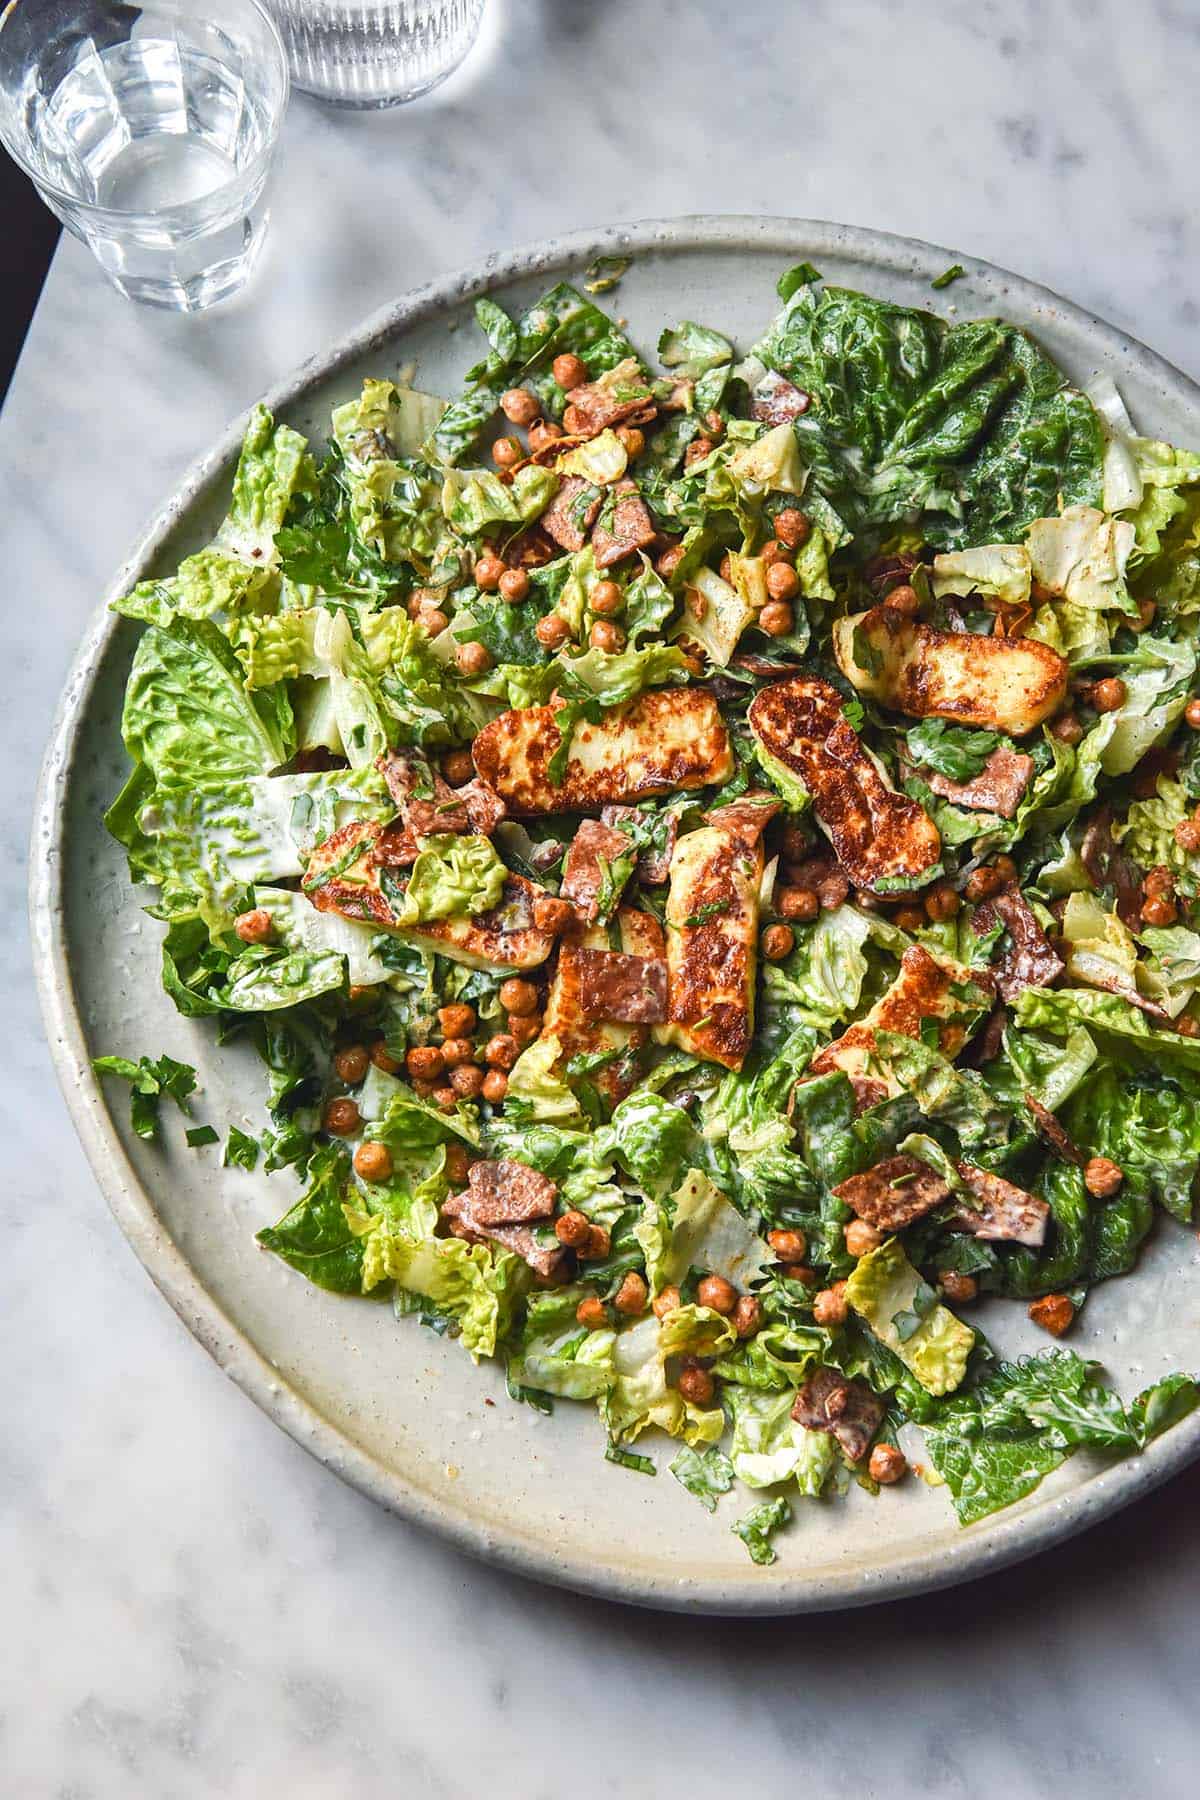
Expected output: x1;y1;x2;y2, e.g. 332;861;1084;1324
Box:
540;908;665;1102
303;820;555;971
809;944;989;1094
748;675;942;895
833;605;1068;736
654;811;764;1070
471;688;732;815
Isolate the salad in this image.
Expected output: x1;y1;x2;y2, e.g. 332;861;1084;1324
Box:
97;263;1200;1565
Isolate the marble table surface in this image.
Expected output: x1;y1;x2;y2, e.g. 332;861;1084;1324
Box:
6;1;1200;1791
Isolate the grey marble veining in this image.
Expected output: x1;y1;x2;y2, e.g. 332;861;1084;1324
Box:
4;0;1200;1792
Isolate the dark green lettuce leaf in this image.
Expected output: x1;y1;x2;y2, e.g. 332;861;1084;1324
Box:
257;1142;363;1294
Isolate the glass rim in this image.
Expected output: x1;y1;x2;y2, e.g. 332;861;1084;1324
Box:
0;0;290;224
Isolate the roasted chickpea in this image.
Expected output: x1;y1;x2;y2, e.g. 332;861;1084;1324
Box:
781;1265;817;1286
406;1045;445;1081
1051;712;1084;746
884;583;920;618
758;600;795;638
1090;676;1127;714
924;880;961;922
528;419;563;454
1028;1293;1075;1336
442;749;475;787
732;1295;763;1339
869;1444;908;1485
656;543;686;581
817;871;851;910
1133;597;1156;632
776;885;819;923
347;984;377;1003
615;424;644;457
1186;697;1200;730
717;552;734;584
432;1086;458;1112
416;606;448;637
590;579;623;616
455;640;492;677
410;1078;438;1100
369;1040;402;1076
443;1142;471;1185
234;907;275;945
993;855;1018;885
758;538;788;568
484;1033;519;1071
613;1272;649;1316
499;978;539;1016
584;1224;611;1259
535;612;572;650
448;1063;485;1100
939;1271;979;1303
492;435;522;470
1142;894;1178;927
498;566;530;604
964;864;1006;904
1175;815;1200;853
481;1069;508;1104
333;1044;370;1085
1177;1013;1200;1038
576;1296;608;1329
554;1209;593;1249
353;1141;393;1184
773;508;811;549
765;560;800;602
1084;1155;1124;1199
473;553;505;592
508;1013;542;1047
552;352;588;391
768;1227;807;1264
323;1097;360;1137
653;1284;682;1319
406;587;441;618
677;1363;715;1406
684;435;715;469
437;1003;476;1039
812;1282;849;1327
532;893;576;935
1143;865;1176;899
702;409;725;438
696;1274;737;1315
438;1037;473;1069
589;620;626;653
761;923;796;961
894;906;926;934
500;386;539;427
845;1219;884;1257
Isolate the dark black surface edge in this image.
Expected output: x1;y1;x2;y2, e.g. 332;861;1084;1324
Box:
1;153;60;408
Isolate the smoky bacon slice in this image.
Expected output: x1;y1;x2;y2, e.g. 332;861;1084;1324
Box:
951;1164;1049;1247
973;883;1063;1002
833;1154;953;1231
560;358;656;437
560;818;633;921
751;369;810;424
464;1158;557;1227
573;947;668;1024
1025;1094;1085;1166
591;480;657;568
540;474;602;553
1081;804;1144;929
377;751;507;840
924;746;1033;819
748;674;942;894
601;805;677;884
791;1368;883;1465
441;1191;566;1278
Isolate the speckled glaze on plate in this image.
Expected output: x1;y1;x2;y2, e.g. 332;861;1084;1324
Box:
30;218;1200;1614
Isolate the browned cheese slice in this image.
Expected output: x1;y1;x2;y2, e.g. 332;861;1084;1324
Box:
810;944;988;1093
654;806;765;1070
540;908;665;1104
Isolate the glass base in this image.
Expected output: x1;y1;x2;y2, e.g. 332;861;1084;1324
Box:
97;208;267;311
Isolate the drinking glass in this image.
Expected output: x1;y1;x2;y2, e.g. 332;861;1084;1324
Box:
266;0;485;110
0;0;290;311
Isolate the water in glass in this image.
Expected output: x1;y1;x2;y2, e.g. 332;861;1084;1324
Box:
267;0;485;109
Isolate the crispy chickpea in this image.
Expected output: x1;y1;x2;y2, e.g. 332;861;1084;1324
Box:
416;606;448;637
732;1294;763;1338
656;543;686;581
484;1033;519;1071
615;424;644;457
1177;1013;1200;1038
1133;597;1156;632
869;1443;908;1486
455;640;492;677
717;553;734;584
1051;712;1084;746
532;893;576;935
369;1040;402;1076
234;907;275;945
590;620;626;653
782;1264;817;1286
925;880;961;923
768;1227;807;1264
761;923;796;961
759;538;788;568
473;553;505;592
758;600;795;638
1186;698;1200;730
432;1085;458;1112
702;409;725;438
817;870;852;910
684;436;715;469
696;1274;737;1315
1084;1155;1124;1199
406;1045;446;1081
528;418;563;453
410;1077;438;1099
1029;1293;1075;1336
535;612;572;650
884;583;920;618
509;1013;542;1047
765;560;800;602
499;977;539;1016
481;1069;508;1104
442;749;475;787
347;985;377;1003
552;352;588;391
584;1224;611;1259
555;1209;593;1249
498;566;530;604
845;1219;884;1257
444;1142;471;1185
448;1063;485;1100
939;1271;979;1303
776;885;819;923
492;435;522;470
590;579;623;616
612;1271;649;1316
406;586;441;618
323;1097;360;1137
500;386;539;427
781;825;810;862
437;1003;476;1039
653;1284;683;1319
1142;894;1178;927
812;1282;849;1327
993;855;1017;885
576;1296;608;1329
334;1044;370;1085
1090;676;1127;714
353;1141;393;1184
1175;815;1200;853
1143;865;1176;899
964;864;1006;904
677;1363;715;1406
439;1037;474;1069
774;507;811;549
894;906;926;933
